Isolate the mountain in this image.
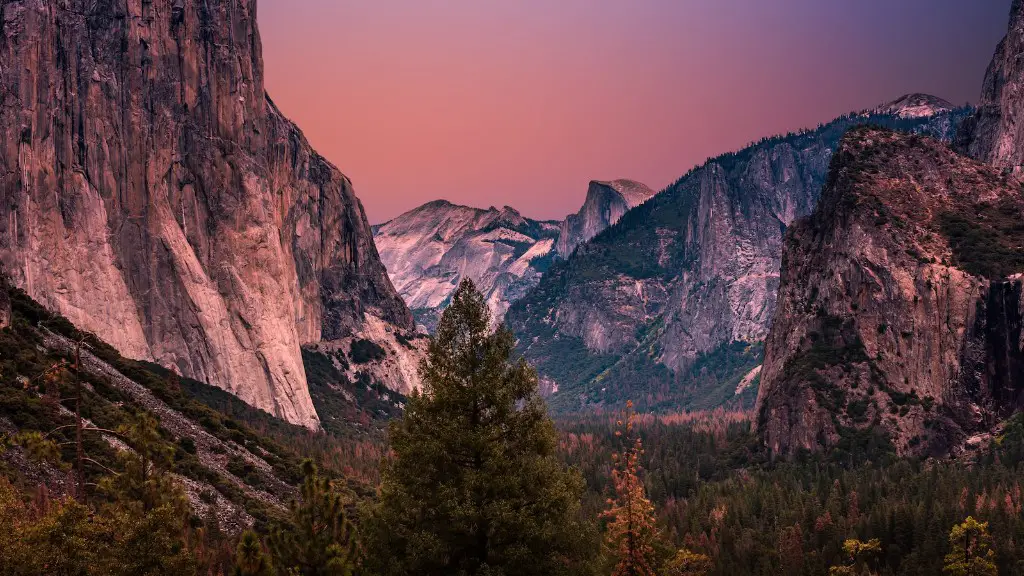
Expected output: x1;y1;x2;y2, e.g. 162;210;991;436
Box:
0;0;415;428
955;0;1024;169
373;202;561;331
507;102;971;414
876;93;955;119
373;180;653;332
555;180;656;257
757;0;1024;459
756;127;1024;458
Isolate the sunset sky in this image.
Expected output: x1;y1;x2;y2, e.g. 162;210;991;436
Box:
259;0;1010;223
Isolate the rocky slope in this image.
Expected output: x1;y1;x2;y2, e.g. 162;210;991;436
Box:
956;0;1024;170
555;180;656;257
755;127;1024;458
0;0;415;427
373;202;561;331
374;180;653;332
508;103;970;413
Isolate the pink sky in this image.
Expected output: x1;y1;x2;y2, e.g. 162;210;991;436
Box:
259;0;1010;223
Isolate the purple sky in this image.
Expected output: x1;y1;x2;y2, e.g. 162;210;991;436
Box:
258;0;1011;223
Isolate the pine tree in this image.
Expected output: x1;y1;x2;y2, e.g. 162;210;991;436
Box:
943;517;998;576
234;530;274;576
268;460;359;576
363;279;593;576
602;402;660;576
97;412;196;576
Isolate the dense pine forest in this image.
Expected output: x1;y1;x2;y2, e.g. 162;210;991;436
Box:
1;279;1022;574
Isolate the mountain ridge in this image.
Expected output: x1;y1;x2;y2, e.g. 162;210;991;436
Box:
508;97;970;414
373;179;653;331
0;0;415;427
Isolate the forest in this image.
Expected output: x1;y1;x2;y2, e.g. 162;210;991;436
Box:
1;280;1022;575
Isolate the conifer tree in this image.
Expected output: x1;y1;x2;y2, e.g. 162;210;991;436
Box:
943;517;998;576
602;402;660;576
268;460;359;576
363;279;593;576
98;412;196;576
234;530;274;576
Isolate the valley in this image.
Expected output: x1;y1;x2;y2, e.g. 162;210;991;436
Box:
0;0;1022;574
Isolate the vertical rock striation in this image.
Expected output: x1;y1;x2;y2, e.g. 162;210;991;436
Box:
508;104;968;413
555;180;655;258
0;0;413;427
955;0;1024;169
372;179;654;333
756;128;1024;457
373;201;561;333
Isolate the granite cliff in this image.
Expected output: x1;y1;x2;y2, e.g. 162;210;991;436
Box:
758;1;1024;457
755;127;1024;457
555;180;656;258
373;180;653;332
956;0;1024;170
0;0;414;427
508;101;969;413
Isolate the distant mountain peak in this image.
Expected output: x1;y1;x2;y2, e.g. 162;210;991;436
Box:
876;93;955;118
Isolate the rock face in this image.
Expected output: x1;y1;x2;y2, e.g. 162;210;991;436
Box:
756;127;1024;457
877;93;955;119
0;0;413;427
373;201;561;332
556;180;655;257
0;280;9;331
373;180;653;334
508;103;969;413
956;1;1024;169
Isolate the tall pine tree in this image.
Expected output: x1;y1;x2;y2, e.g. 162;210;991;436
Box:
602;402;661;576
364;279;593;576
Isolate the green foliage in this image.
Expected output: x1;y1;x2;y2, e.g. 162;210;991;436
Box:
363;279;596;576
558;412;1024;575
268;460;359;576
234;530;274;576
940;199;1024;279
349;339;386;364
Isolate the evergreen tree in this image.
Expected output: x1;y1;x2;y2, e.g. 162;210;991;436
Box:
602;402;660;576
268;460;359;576
943;517;998;576
97;412;196;576
234;530;274;576
364;279;593;576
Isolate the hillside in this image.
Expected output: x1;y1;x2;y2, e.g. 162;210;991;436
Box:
508;103;971;414
756;127;1024;458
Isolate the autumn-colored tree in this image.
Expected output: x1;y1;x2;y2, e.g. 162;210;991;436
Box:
943;517;998;576
268;460;359;576
665;548;713;576
602;402;661;576
829;539;882;575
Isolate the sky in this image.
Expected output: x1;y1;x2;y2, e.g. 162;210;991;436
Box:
259;0;1011;224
